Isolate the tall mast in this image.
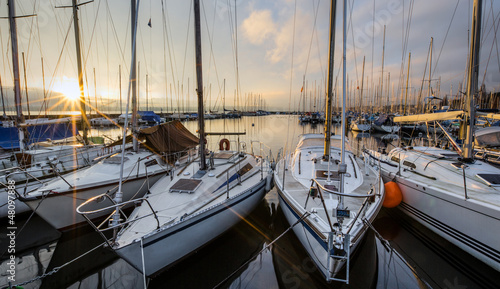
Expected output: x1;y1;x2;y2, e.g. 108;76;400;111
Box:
41;57;47;116
71;0;89;144
463;0;482;160
113;0;141;232
119;65;122;114
131;0;138;152
360;56;365;113
338;0;347;214
324;0;337;158
22;52;31;118
194;0;206;171
404;53;411;115
381;25;386;112
341;0;346;165
428;37;433;101
93;67;97;115
0;74;6;118
7;0;26;150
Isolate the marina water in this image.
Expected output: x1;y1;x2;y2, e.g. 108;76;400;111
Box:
1;115;499;288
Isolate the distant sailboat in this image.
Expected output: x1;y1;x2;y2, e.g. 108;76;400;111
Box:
372;113;400;133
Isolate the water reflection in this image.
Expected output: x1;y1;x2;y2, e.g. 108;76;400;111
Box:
375;209;500;289
149;198;274;288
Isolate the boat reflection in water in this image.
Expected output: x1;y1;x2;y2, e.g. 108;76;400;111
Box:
374;209;500;289
5;183;494;288
5;115;500;288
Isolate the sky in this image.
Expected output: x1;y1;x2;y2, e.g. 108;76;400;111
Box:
0;0;499;114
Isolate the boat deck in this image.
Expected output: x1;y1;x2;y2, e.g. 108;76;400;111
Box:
116;153;267;245
276;147;380;238
382;147;500;208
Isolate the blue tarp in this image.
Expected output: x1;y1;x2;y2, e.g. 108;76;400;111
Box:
0;123;77;150
139;111;161;124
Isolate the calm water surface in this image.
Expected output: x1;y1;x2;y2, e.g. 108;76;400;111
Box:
1;115;499;289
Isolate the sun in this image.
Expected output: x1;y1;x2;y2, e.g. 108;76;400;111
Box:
53;77;81;102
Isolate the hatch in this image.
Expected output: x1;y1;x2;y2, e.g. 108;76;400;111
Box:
104;156;129;164
213;152;236;159
315;170;340;181
170;179;202;193
476;174;500;186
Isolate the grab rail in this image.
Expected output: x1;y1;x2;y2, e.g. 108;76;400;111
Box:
77;193;160;247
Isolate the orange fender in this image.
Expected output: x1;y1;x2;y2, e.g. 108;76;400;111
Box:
383;181;403;208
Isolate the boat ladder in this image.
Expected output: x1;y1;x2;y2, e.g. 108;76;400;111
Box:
327;231;351;283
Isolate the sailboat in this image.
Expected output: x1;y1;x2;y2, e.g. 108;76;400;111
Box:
350;117;371;132
19;125;176;231
19;0;183;231
366;0;500;272
77;0;273;276
273;0;385;283
371;113;400;133
0;0;120;218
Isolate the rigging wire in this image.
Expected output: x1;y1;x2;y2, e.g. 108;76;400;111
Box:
348;0;359;89
395;0;414;114
161;0;168;112
370;0;375;110
480;10;500;89
201;0;223;112
164;1;180;98
302;0;320;81
35;0;49;117
234;0;241;112
181;1;193;98
432;0;460;77
416;42;432;112
226;0;239;112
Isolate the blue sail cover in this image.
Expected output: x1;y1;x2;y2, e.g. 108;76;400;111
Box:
0;123;78;150
139;111;161;124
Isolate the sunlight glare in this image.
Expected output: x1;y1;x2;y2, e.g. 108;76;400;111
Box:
54;77;81;102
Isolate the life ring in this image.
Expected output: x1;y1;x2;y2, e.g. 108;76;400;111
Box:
219;138;230;151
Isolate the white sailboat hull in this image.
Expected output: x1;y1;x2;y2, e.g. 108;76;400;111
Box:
350;122;371;132
276;175;383;280
381;170;500;271
115;178;267;276
366;146;500;272
0;145;122;218
277;188;337;278
22;173;164;231
273;134;385;281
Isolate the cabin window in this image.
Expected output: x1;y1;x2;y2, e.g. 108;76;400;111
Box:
237;163;253;177
104;156;129;164
391;156;400;163
144;159;158;167
402;160;416;169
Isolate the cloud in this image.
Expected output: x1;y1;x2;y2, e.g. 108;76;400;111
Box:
241;10;277;45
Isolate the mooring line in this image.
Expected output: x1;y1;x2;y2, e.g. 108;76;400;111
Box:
8;242;106;288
